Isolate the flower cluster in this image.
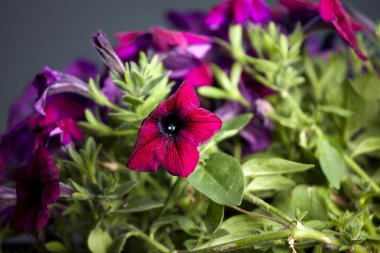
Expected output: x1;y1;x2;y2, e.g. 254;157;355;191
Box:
1;0;378;252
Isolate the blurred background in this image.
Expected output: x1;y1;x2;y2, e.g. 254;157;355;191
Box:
0;0;378;131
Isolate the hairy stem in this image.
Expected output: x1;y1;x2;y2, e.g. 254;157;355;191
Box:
230;206;290;228
244;192;295;225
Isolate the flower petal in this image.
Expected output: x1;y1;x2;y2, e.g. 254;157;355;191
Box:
32;146;60;184
152;27;188;51
127;118;163;172
250;0;271;23
64;59;98;82
319;0;336;22
233;0;251;24
181;108;222;146
54;119;84;145
205;1;230;30
157;136;199;178
184;63;213;87
151;82;200;119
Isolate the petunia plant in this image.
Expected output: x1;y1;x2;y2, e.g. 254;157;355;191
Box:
1;0;380;252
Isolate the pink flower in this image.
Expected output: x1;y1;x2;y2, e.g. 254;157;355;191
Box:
205;0;271;30
115;27;213;87
9;146;60;234
127;82;222;178
319;0;367;60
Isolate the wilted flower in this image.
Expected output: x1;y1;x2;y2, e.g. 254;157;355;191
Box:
205;0;271;30
10;146;60;234
127;82;222;178
92;30;126;78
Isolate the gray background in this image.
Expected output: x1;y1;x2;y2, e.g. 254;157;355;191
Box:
0;0;378;131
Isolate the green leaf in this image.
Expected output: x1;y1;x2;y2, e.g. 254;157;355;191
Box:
123;95;144;106
320;105;352;117
278;34;288;59
114;181;139;197
151;215;198;236
107;234;129;253
205;201;224;235
242;158;314;177
88;227;113;253
230;63;242;88
273;185;329;221
213;113;253;142
45;241;68;253
197;86;228;99
212;64;232;91
229;25;243;58
201;215;269;247
246;57;278;73
188;153;244;205
352;137;380;157
111;197;163;214
317;136;346;189
351;74;380;101
246;175;295;192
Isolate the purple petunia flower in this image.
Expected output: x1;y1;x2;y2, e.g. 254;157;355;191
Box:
280;0;367;61
216;78;274;154
10;145;60;234
115;27;213;87
127;82;222;178
32;66;93;145
0;61;96;184
205;0;271;30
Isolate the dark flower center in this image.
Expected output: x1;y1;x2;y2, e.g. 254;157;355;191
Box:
159;113;184;136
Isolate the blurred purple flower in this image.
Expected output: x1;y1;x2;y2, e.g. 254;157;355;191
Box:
0;119;37;184
216;80;274;154
0;187;16;228
115;27;213;87
205;0;271;30
101;76;124;104
167;11;209;35
1;60;96;184
64;59;98;82
10;146;60;234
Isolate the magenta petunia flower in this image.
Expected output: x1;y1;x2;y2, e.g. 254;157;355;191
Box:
127;82;222;178
319;0;367;60
10;145;60;234
280;0;367;61
205;0;271;30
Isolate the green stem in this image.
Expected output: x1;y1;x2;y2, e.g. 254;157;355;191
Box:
179;230;292;253
230;206;289;228
157;178;181;218
179;222;343;253
344;154;380;194
293;223;341;248
125;225;170;253
244;192;295;225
